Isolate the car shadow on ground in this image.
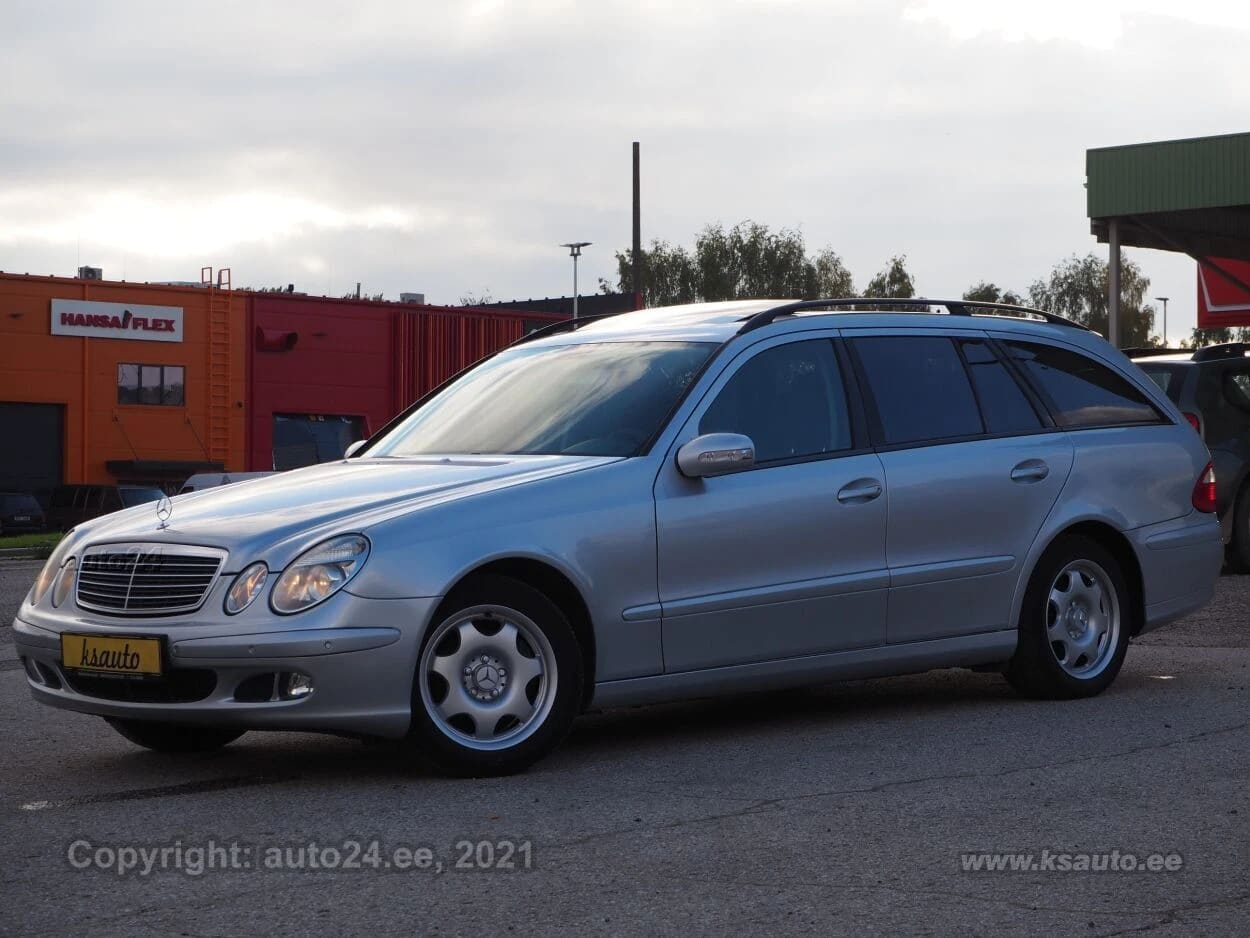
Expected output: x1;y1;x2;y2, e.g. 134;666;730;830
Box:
58;662;1185;787
65;668;1019;783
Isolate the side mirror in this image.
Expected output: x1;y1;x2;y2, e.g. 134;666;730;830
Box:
344;440;368;459
676;433;756;478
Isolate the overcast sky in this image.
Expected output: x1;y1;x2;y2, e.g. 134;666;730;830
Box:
3;0;1248;341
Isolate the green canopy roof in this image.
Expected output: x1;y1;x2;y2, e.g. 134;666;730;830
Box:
1087;132;1250;262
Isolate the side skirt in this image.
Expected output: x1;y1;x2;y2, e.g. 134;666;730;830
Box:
590;629;1018;709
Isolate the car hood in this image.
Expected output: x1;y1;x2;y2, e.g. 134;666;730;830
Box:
73;455;620;569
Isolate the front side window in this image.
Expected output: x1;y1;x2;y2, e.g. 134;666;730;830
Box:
118;364;185;406
373;341;715;458
852;336;983;445
699;340;851;463
1006;342;1161;428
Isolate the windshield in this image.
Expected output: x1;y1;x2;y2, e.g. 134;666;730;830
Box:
120;487;166;507
372;341;716;457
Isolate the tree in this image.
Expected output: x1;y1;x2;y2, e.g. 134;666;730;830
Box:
341;290;384;301
458;291;495;306
963;281;1024;306
1184;326;1250;348
1027;253;1156;347
609;221;854;307
860;255;917;310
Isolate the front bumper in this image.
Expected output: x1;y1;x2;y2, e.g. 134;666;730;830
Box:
14;587;441;739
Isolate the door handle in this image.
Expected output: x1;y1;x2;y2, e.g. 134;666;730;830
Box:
837;479;883;503
1010;459;1050;483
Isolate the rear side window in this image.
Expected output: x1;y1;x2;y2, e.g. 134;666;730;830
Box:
958;340;1043;434
852;336;983;445
1006;342;1162;428
700;339;851;463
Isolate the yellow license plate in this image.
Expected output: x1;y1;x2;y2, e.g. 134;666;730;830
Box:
60;634;164;677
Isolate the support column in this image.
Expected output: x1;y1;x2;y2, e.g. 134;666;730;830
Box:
1108;218;1121;349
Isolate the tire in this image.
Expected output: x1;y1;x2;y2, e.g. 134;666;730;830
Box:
408;574;583;777
105;718;245;753
1226;485;1250;573
1005;536;1133;699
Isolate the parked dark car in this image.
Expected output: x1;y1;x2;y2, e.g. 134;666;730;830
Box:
1131;343;1250;568
46;484;165;531
0;492;46;535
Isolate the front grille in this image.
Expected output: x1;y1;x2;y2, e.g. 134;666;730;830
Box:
62;668;217;703
76;543;226;616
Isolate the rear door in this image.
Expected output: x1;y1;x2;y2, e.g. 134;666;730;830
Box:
846;330;1074;643
654;333;889;672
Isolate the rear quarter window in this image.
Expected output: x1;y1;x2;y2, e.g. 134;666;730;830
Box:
1006;341;1163;428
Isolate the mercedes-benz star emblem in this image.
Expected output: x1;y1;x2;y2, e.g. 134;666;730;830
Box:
155;495;173;529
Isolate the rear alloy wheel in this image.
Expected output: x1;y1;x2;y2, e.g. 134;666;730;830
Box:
1006;536;1132;699
410;575;583;776
105;718;245;753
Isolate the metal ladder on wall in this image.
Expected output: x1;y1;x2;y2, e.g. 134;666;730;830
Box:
201;266;232;466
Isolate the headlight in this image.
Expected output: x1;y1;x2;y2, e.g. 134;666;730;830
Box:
51;558;77;608
225;562;268;615
270;535;369;614
29;536;76;606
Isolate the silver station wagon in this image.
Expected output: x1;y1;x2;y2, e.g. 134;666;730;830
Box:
16;299;1223;775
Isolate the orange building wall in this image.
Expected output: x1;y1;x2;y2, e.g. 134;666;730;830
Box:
0;274;247;486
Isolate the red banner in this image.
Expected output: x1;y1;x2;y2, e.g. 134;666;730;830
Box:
1197;257;1250;328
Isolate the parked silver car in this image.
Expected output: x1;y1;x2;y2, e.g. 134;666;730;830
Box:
16;299;1223;775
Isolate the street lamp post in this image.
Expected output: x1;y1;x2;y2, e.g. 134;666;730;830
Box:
561;242;591;319
1155;296;1170;346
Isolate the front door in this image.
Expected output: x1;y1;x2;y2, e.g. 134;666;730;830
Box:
654;334;889;672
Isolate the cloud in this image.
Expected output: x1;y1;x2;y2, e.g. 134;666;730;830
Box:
0;0;1246;340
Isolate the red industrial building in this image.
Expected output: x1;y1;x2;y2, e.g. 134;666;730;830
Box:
248;291;564;472
0;270;566;496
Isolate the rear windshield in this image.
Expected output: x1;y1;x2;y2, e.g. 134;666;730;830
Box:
0;494;40;513
1137;363;1184;402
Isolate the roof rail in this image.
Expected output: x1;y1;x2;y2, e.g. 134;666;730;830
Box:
510;312;618;346
737;298;1090;335
1192;342;1250;362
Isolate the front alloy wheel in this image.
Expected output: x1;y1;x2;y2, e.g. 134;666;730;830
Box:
409;575;582;776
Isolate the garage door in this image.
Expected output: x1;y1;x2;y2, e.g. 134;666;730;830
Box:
0;402;64;495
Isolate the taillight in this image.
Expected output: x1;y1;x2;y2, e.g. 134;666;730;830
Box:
1192;462;1217;513
1183;412;1201;434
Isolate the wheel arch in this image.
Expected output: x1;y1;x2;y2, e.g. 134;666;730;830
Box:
439;557;598;710
1025;520;1146;636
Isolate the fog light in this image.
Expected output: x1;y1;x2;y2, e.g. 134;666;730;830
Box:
281;672;314;699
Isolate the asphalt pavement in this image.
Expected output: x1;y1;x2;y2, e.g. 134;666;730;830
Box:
0;558;1246;936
